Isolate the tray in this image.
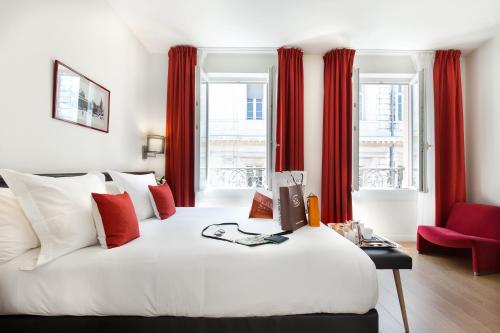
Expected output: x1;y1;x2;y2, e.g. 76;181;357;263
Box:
358;234;398;248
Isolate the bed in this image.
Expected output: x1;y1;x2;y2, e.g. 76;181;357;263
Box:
0;173;379;332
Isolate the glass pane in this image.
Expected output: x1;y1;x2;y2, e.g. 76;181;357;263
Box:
397;94;403;121
255;99;263;120
359;83;409;189
208;83;267;188
246;98;253;120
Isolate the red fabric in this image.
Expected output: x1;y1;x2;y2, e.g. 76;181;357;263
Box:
321;49;355;224
276;47;304;171
91;192;140;249
446;203;500;242
149;183;176;220
433;50;466;227
166;46;197;207
416;203;500;273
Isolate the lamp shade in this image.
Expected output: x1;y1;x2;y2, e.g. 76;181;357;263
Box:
147;135;165;154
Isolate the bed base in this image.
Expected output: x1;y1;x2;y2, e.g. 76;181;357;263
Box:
1;310;378;333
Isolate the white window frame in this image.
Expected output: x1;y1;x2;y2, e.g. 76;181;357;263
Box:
195;72;274;191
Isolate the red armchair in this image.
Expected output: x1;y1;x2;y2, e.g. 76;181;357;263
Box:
417;203;500;275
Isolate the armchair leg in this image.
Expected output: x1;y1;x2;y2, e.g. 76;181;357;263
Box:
471;245;499;275
393;269;409;332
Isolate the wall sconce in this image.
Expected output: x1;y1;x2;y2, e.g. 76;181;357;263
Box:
142;135;165;159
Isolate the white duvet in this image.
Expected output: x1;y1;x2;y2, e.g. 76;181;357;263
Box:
0;207;378;317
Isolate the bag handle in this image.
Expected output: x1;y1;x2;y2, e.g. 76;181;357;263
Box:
289;172;304;186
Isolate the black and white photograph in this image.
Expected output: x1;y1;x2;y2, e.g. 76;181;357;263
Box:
53;60;110;132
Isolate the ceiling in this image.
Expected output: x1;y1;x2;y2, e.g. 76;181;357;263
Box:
107;0;500;54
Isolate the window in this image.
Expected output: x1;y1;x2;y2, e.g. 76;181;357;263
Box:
245;84;264;120
255;98;263;120
357;81;411;189
353;70;426;192
246;98;254;120
395;85;404;121
202;80;269;189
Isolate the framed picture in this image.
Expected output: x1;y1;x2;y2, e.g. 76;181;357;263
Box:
52;60;110;133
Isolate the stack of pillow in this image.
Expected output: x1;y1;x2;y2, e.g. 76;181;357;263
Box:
0;170;176;270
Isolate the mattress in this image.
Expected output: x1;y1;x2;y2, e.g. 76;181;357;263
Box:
0;207;378;317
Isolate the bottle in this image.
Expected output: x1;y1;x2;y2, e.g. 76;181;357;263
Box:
350;221;363;245
307;194;321;227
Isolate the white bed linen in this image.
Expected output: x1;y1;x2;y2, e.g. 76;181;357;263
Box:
0;207;378;317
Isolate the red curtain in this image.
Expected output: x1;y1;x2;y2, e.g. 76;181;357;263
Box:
433;50;466;227
165;46;197;207
321;49;356;224
276;47;304;171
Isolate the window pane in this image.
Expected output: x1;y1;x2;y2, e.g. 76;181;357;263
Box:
397;94;403;121
208;83;267;188
246;98;253;120
255;99;263;120
359;83;409;189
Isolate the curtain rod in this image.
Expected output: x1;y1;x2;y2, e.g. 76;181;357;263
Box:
197;46;436;55
198;47;277;54
356;49;434;55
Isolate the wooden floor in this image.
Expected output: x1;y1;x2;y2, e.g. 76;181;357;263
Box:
376;242;500;333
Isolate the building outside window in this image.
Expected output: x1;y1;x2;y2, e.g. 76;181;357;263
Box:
246;84;264;120
206;81;268;189
358;83;410;189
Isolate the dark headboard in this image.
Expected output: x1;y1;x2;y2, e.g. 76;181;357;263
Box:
0;171;155;188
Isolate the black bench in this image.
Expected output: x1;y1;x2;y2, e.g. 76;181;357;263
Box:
362;247;412;332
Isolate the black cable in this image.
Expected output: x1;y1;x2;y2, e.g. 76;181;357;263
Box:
201;222;291;243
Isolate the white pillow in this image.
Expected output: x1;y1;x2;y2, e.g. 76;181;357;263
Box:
107;171;156;220
0;189;40;263
105;181;121;194
0;170;106;269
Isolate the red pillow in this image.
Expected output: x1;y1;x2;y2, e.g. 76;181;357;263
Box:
148;183;176;220
91;192;140;249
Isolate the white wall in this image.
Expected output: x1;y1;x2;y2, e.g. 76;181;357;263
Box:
0;0;161;174
355;54;416;73
303;55;324;198
465;33;500;205
203;53;277;73
145;54;168;176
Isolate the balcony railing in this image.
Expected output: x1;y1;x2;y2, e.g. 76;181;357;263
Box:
359;120;404;137
359;167;404;189
208;167;266;188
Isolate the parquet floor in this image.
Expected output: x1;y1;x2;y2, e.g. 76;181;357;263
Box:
376;242;500;333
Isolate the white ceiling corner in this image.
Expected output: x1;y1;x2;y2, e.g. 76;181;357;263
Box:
107;0;500;54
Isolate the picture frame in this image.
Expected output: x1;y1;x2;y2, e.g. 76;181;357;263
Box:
52;60;110;133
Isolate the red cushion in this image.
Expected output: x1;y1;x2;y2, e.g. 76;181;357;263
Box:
91;192;140;249
417;225;500;249
446;203;500;242
148;183;176;220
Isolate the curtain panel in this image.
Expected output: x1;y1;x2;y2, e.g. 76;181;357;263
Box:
321;48;356;224
275;47;304;171
165;46;197;207
433;50;466;227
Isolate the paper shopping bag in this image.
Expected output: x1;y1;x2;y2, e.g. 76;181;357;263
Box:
248;192;273;219
279;183;307;231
